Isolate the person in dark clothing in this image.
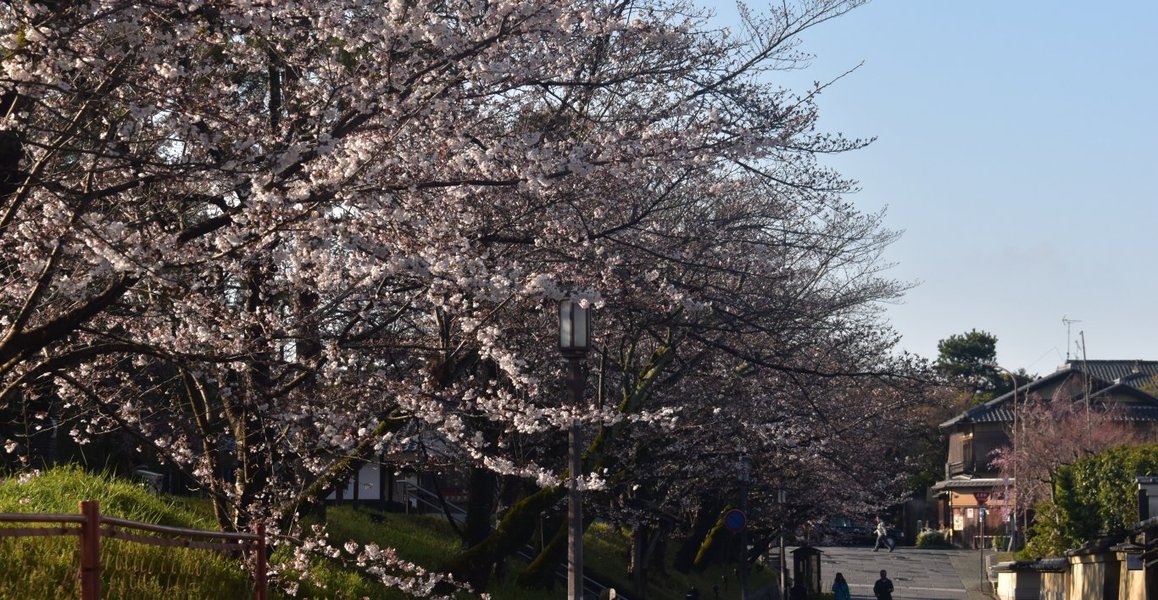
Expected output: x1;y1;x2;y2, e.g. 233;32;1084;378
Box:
832;572;852;600
873;569;894;600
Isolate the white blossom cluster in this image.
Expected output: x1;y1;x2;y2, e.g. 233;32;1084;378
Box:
0;0;933;593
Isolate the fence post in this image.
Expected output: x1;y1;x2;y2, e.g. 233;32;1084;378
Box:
79;500;101;600
255;523;267;600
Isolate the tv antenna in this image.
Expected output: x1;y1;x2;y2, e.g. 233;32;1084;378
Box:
1062;316;1081;361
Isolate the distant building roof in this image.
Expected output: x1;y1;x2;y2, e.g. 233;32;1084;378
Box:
1058;359;1158;388
940;360;1158;429
930;477;1006;492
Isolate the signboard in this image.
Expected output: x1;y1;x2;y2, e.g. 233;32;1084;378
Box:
973;491;990;505
724;509;747;532
953;514;964;531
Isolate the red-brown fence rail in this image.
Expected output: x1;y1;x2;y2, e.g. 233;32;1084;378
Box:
0;500;266;600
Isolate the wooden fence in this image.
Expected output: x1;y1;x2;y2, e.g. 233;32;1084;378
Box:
0;500;266;600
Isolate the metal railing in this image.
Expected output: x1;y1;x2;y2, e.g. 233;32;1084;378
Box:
0;500;266;600
946;460;976;476
399;480;467;525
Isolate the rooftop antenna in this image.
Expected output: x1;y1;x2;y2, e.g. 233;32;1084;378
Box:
1062;316;1081;361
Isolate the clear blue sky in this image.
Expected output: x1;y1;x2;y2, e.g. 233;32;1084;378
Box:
718;1;1158;374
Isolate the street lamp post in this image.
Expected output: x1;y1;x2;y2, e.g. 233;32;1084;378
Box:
1009;375;1019;552
991;364;1019;551
777;488;787;600
559;299;591;600
737;454;751;600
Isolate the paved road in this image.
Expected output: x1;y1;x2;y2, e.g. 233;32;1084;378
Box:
809;546;991;600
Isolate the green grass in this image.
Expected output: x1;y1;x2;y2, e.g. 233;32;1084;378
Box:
289;506;471;599
0;465;213;528
322;506;463;574
585;520;777;599
0;467;776;599
0;466;255;599
302;505;771;599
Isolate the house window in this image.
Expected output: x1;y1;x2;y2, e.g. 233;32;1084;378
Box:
963;439;974;472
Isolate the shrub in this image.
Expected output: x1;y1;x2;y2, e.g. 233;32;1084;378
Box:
1023;444;1158;557
915;529;948;548
1023;498;1066;559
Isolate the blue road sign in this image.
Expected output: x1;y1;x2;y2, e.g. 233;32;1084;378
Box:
724;508;747;532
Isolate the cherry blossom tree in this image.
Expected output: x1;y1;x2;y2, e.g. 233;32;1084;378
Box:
593;327;931;586
990;393;1152;524
0;0;935;593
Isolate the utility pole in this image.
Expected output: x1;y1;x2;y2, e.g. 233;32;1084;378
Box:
990;362;1019;551
738;455;751;600
779;489;788;600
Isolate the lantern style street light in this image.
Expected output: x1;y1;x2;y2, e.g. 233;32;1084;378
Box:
559;299;591;600
559;299;591;354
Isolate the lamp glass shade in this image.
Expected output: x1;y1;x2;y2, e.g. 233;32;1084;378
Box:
559;299;590;351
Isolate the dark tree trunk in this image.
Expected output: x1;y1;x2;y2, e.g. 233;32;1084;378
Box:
448;486;564;584
462;465;498;589
674;496;724;572
517;514;568;589
630;524;649;598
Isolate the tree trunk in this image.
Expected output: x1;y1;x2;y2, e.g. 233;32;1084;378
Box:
517;514;567;589
674;497;724;572
448;485;564;583
630;524;649;598
462;465;498;589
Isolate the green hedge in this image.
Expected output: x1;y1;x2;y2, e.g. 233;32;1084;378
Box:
915;530;949;548
1024;444;1158;558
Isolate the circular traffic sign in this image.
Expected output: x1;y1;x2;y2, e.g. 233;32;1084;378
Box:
724;508;747;532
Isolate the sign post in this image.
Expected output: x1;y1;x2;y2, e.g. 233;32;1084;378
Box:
973;491;989;591
973;491;990;547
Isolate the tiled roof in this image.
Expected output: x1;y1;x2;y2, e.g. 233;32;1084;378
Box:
930;477;1006;492
1062;359;1158;387
961;406;1013;424
1090;384;1158;421
993;559;1068;573
1117;406;1158;422
940;360;1158;429
939;369;1072;428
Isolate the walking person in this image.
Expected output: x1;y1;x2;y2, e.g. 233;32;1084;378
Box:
831;572;851;600
873;569;894;600
873;516;894;552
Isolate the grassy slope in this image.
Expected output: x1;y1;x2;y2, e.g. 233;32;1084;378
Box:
320;505;782;598
584;520;779;599
0;467;772;598
0;466;253;598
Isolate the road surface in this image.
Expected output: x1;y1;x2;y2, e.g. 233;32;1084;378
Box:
809;545;991;600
